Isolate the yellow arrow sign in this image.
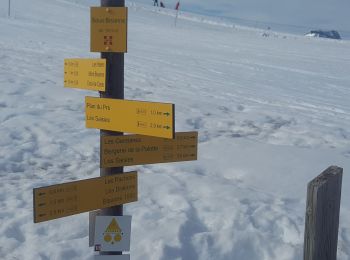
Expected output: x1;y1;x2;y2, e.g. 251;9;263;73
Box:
33;172;137;223
64;59;106;91
101;132;198;167
85;96;175;139
91;7;127;53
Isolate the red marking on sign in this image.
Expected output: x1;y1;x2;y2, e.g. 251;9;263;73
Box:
104;36;113;46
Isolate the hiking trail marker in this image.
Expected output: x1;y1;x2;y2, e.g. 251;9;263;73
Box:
86;96;175;139
64;59;106;91
94;216;131;252
33;172;137;223
101;132;198;167
91;7;127;53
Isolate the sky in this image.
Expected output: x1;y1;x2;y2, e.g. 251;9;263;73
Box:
136;0;350;34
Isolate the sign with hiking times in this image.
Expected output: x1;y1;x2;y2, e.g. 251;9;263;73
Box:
91;7;127;53
85;96;175;139
33;172;138;223
64;59;106;91
101;132;198;168
94;216;131;252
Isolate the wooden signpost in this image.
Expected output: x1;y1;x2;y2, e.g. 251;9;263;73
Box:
64;59;106;91
101;132;197;167
86;96;175;139
33;172;137;223
33;0;198;258
91;7;128;53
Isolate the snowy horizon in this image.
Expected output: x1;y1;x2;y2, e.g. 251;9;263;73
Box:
132;0;350;38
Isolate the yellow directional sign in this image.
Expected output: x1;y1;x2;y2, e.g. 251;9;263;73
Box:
85;97;175;139
91;7;127;53
101;132;198;167
33;172;137;223
64;59;106;91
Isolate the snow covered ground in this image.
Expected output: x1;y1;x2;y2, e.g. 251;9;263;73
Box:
0;1;349;259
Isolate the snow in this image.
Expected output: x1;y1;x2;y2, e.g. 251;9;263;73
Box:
0;0;350;259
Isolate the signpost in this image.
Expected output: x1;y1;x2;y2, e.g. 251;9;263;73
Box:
101;132;198;167
86;96;175;139
91;7;128;53
33;171;137;223
64;59;106;91
94;216;132;252
33;0;198;258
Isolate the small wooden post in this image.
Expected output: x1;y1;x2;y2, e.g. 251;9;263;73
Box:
303;166;343;260
8;0;11;17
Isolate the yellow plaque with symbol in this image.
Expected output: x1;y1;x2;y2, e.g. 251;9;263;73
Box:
64;59;106;91
85;96;175;139
91;7;127;53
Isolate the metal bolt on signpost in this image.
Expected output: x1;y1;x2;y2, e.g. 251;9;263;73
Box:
99;0;125;257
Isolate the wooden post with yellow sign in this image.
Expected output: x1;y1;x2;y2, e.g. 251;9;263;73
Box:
96;0;126;257
33;0;198;257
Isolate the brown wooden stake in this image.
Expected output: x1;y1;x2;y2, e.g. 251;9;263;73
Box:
303;166;343;260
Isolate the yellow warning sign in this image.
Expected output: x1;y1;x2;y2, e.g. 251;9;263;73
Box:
104;218;122;244
64;59;106;91
91;7;127;53
106;218;121;233
33;172;138;223
101;132;198;167
85;96;175;139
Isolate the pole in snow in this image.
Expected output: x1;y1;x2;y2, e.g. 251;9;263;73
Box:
8;0;11;17
174;1;180;27
99;0;125;257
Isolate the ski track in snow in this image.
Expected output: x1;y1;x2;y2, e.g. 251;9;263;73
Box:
0;0;350;259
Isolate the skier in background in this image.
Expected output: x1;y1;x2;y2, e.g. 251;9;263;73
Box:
153;0;158;6
160;1;165;8
175;1;180;10
174;1;180;26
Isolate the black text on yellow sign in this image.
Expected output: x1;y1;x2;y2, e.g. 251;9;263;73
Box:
85;96;175;139
91;7;127;53
64;59;106;91
101;132;198;168
33;172;137;223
